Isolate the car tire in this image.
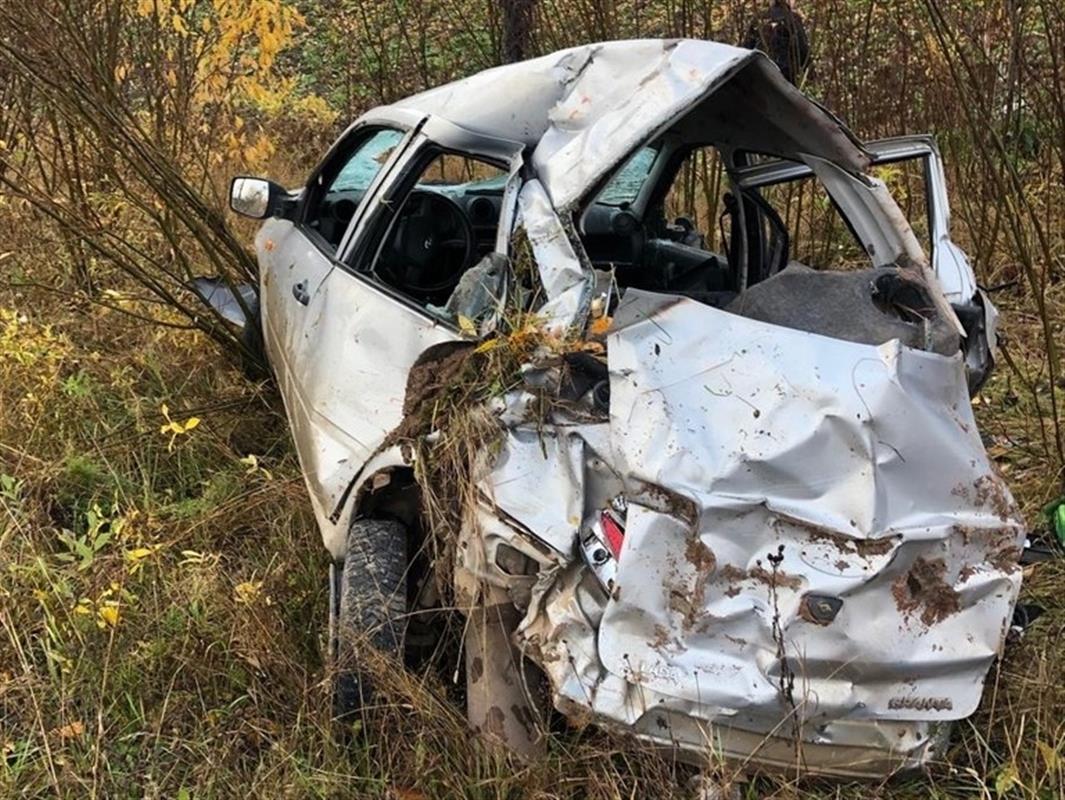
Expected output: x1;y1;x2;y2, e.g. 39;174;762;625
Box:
332;517;409;721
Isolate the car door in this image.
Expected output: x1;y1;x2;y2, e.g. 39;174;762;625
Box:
731;135;995;390
255;109;425;542
257;110;423;386
268;114;524;556
731;135;979;301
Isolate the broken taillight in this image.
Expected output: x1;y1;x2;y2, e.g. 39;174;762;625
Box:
579;498;627;591
600;510;625;558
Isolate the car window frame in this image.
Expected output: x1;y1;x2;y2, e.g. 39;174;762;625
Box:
323;114;525;330
733;137;944;260
296;107;426;257
738;166;868;278
356;145;511;287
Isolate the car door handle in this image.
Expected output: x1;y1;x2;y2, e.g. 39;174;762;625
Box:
291;280;310;306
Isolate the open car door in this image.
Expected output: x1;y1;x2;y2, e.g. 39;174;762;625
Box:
731;135;996;392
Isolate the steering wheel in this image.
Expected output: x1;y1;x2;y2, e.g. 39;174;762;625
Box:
378;189;475;301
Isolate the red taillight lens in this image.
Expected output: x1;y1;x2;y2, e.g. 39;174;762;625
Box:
600;510;625;558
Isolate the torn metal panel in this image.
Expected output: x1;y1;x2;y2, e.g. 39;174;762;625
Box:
921;138;979;302
188;277;258;329
614;291;1017;714
535;44;870;210
517;179;592;331
394;40;868;211
433;252;508;329
509;289;1022;773
516;550;951;778
465;588;548;758
487;427;592;557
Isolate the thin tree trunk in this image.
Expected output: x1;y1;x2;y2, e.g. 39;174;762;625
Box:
501;0;537;63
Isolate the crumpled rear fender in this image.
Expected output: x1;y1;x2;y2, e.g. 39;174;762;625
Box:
487;289;1023;776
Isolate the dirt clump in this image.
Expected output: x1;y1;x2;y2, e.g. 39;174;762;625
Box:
748;564;803;590
630;481;698;526
797;522;898;557
685;537;716;573
718;564;746;582
892;557;961;626
972;473;1021;523
381;341;481;450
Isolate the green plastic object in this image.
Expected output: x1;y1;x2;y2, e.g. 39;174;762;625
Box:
1046;497;1065;547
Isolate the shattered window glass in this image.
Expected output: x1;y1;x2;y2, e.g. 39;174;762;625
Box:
330;128;405;193
305;127;406;253
597;146;657;206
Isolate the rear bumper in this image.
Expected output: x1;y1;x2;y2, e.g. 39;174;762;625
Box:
628;707;948;778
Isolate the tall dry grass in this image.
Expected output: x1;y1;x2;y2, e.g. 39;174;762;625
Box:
1;1;1063;797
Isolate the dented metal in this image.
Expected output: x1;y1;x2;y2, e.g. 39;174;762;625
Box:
505;290;1022;776
238;39;1024;777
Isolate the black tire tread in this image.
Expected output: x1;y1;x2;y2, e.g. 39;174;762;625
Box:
333;517;408;719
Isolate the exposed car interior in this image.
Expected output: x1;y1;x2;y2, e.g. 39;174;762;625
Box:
304;127;405;252
578;141;774;309
569;128;963;366
314;83;856;319
306;69;959;376
373;153;506;307
358;137;782;313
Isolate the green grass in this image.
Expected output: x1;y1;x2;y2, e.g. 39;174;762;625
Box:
1;269;1062;799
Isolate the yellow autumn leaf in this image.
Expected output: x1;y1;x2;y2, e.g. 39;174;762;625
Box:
97;604;119;628
1037;741;1061;773
159;404;201;449
589;315;613;336
49;720;84;740
473;337;500;354
239;454;274;479
234;581;263;605
457;315;477;336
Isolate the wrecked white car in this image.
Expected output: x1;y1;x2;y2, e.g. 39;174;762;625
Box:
224;40;1025;778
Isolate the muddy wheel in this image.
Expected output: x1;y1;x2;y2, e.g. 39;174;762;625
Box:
331;517;408;721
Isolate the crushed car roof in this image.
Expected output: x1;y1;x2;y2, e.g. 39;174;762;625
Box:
391;39;871;209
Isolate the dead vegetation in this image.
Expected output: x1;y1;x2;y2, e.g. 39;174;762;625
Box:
1;1;1064;798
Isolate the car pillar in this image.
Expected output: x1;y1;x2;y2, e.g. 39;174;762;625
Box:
464;584;547;759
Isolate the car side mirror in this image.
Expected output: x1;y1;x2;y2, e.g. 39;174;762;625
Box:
229;176;293;220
